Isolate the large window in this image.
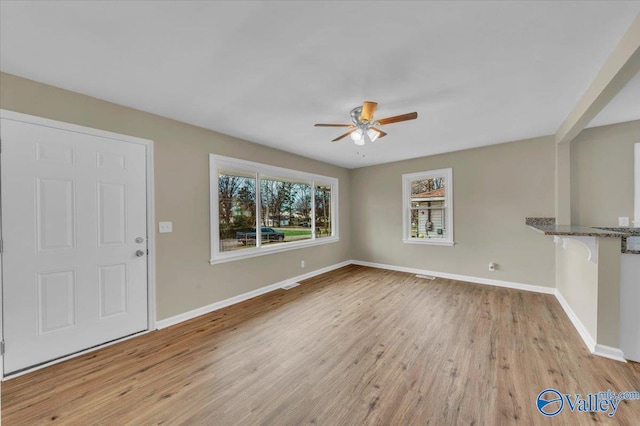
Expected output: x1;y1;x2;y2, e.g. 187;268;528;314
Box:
402;168;454;246
210;155;338;263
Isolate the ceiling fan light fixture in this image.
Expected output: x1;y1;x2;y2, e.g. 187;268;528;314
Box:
351;128;364;145
367;128;380;142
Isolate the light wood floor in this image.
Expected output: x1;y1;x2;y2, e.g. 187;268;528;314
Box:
3;265;640;425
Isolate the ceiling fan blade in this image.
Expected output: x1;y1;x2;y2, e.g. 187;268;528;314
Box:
376;112;418;126
314;123;353;127
370;127;387;138
331;130;355;142
360;101;378;122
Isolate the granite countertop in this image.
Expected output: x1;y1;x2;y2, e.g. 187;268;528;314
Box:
593;227;640;236
526;217;639;254
595;227;640;254
527;224;630;238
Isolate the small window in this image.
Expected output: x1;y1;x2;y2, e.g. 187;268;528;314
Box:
211;155;339;263
402;168;454;245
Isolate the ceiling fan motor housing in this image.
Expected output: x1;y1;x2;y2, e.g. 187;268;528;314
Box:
350;106;364;124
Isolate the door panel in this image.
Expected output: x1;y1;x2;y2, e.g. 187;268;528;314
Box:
37;270;77;334
35;140;75;164
97;182;127;246
1;118;149;374
36;178;76;250
98;264;128;319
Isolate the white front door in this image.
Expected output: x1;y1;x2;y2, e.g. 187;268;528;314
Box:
1;117;149;374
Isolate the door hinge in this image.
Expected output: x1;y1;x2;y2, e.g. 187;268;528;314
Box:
1;341;5;356
0;239;3;254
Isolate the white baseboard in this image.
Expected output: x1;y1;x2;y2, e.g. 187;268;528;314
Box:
351;260;556;294
161;259;556;331
553;289;626;362
7;258;626;380
553;289;597;352
136;258;629;364
156;260;352;329
352;260;628;363
594;344;627;363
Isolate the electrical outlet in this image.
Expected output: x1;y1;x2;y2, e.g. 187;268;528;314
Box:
159;221;173;233
489;262;497;272
301;260;305;268
619;217;630;227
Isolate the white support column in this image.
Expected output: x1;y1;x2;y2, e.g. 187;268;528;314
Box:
634;143;640;227
555;143;571;225
555;14;640;146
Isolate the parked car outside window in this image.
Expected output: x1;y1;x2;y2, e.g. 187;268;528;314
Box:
236;227;285;245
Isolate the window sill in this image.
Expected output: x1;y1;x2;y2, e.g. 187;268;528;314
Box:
210;236;339;265
402;238;455;246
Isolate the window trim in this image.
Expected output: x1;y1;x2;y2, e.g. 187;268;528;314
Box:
402;168;454;246
210;155;339;264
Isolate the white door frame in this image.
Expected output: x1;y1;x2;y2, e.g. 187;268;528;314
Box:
0;109;156;379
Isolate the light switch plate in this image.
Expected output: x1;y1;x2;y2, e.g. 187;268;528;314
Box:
619;217;630;227
159;221;173;233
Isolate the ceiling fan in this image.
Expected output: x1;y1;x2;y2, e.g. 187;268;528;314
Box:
314;101;418;145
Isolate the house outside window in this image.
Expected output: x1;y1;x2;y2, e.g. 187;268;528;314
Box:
402;168;454;246
210;155;339;263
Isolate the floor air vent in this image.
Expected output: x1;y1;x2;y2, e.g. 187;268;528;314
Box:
415;274;436;280
281;282;300;290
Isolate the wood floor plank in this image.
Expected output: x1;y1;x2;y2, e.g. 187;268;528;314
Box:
2;265;639;425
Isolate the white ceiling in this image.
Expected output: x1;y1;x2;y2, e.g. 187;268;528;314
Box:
1;1;639;169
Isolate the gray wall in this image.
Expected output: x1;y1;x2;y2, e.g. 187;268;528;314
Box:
350;136;557;288
571;120;640;226
0;72;352;320
4;70;636;321
556;240;598;341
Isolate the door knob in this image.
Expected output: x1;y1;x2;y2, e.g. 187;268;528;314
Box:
135;250;145;257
